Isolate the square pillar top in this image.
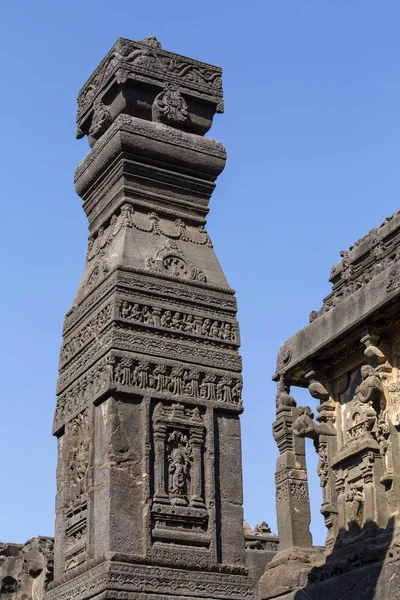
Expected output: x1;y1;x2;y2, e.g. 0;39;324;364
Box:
76;35;224;146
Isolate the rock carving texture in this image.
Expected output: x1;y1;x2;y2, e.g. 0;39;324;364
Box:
263;210;400;598
45;35;261;600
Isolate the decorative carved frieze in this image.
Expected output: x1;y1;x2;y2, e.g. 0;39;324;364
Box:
77;36;224;129
60;304;112;367
45;561;253;600
86;203;213;260
63;271;237;337
54;352;243;433
118;300;238;343
309;211;400;321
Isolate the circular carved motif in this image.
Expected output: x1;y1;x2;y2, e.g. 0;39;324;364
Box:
163;255;189;278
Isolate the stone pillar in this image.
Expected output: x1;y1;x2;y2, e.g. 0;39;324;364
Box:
273;381;312;549
46;35;253;600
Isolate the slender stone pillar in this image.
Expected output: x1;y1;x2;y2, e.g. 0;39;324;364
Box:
45;35;252;600
273;398;312;550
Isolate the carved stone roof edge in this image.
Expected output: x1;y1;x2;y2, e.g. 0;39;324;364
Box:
329;211;400;281
274;263;400;382
77;37;223;99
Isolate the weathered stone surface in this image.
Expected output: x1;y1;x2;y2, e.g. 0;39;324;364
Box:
46;35;255;600
0;538;53;600
244;522;279;588
262;208;400;598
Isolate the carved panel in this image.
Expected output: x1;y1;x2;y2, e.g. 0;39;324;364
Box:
118;300;237;344
63;410;90;573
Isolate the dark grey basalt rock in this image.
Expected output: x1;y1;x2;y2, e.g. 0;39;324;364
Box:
45;36;262;600
0;538;53;600
261;208;400;599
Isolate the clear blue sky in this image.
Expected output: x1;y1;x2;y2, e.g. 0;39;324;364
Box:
1;0;400;547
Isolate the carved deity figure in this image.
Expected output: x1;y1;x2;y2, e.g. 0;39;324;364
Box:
167;431;191;498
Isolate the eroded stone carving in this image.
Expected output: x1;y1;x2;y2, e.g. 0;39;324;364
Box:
152;83;188;127
147;240;207;282
51;35;251;600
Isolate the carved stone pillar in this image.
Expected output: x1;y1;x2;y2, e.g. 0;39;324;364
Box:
153;423;169;504
273;380;312;550
46;35;252;600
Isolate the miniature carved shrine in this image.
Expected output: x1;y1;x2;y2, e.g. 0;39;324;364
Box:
258;212;400;599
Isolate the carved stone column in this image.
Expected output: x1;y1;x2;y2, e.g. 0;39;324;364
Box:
273;379;312;550
46;35;253;600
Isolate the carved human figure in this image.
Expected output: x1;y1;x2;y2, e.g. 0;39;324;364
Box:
221;322;235;341
135;361;150;388
120;357;133;386
184;314;195;333
201;318;211;336
210;321;220;338
113;362;123;384
317;443;329;503
346;485;364;532
142;306;154;325
161;310;172;328
169;448;189;495
167;430;191;497
169;365;184;395
153;364;168;392
184;369;200;397
200;372;217;400
130;303;143;322
232;379;243;404
377;411;393;477
216;375;232;403
121;301;131;319
172;312;184;330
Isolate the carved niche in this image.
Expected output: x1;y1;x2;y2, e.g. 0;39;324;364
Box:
151;402;209;547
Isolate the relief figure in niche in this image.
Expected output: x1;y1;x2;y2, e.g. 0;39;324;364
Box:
346;485;364;534
167;430;191;503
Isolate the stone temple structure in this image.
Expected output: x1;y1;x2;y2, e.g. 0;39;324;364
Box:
4;34;400;600
258;212;400;599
